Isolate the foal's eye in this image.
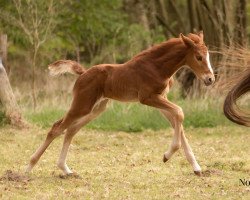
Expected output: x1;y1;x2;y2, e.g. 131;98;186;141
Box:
196;55;202;61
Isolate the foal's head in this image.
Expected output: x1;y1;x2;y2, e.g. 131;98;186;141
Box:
180;32;215;86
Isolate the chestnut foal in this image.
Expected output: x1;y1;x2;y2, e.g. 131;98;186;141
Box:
26;32;215;176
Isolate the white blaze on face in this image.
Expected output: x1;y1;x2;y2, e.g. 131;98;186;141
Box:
206;52;213;73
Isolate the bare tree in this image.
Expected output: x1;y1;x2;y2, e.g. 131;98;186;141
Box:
0;34;9;73
0;0;57;109
0;34;26;127
234;0;247;46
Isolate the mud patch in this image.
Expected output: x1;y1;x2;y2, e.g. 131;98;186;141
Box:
0;170;31;183
202;169;223;177
58;173;82;180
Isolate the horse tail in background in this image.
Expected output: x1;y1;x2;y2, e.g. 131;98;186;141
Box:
48;60;86;76
223;69;250;127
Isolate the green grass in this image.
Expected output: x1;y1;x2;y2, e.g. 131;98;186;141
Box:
0;126;249;199
25;108;65;129
23;99;231;131
0;111;8;127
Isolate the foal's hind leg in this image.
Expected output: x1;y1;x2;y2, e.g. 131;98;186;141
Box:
26;116;74;173
57;99;109;175
26;96;101;173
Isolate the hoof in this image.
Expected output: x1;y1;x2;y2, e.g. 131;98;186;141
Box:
59;172;82;179
194;170;202;176
68;172;81;178
163;155;168;163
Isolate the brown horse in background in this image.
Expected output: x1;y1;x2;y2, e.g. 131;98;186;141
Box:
26;32;215;176
223;69;250;126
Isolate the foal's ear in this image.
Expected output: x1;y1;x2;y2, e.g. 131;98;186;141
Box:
197;30;204;41
180;33;195;48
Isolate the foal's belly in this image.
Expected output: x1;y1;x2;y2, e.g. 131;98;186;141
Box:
104;87;139;102
101;64;140;102
103;79;139;102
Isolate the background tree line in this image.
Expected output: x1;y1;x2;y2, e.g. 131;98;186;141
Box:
0;0;249;101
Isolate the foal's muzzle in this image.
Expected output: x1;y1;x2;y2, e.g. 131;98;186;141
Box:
203;75;215;86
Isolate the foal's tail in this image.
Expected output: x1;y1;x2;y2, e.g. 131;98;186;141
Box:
48;60;86;76
223;69;250;127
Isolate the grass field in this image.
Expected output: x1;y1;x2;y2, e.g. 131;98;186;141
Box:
23;97;232;132
0;126;249;199
0;80;249;199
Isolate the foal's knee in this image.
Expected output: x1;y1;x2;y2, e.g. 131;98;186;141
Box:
47;130;60;140
174;107;184;123
172;142;181;152
47;119;64;139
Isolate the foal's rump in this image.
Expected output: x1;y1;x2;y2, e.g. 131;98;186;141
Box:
223;69;250;127
48;60;107;116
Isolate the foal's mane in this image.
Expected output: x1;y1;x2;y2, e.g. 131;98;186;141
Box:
130;33;205;63
186;33;202;44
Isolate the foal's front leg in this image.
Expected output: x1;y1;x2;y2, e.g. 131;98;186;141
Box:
140;95;183;159
161;110;201;175
140;94;201;175
181;131;201;175
160;110;183;161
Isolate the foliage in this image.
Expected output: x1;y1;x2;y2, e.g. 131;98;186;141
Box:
0;0;160;69
0;0;58;50
0;0;61;109
57;0;126;62
1;0;250;67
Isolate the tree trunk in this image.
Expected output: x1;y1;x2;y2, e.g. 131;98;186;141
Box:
31;46;38;110
0;59;26;127
0;34;9;73
76;45;81;63
188;0;197;32
155;0;177;37
234;0;247;46
0;34;26;127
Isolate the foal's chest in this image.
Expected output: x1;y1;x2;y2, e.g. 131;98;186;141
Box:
143;77;171;95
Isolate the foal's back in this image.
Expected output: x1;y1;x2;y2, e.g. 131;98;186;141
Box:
73;63;141;102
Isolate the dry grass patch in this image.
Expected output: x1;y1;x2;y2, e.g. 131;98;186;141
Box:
0;126;249;199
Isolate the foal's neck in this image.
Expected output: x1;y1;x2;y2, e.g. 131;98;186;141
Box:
135;38;188;79
152;38;188;78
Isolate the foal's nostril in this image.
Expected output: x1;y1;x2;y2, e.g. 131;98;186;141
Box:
204;76;214;86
